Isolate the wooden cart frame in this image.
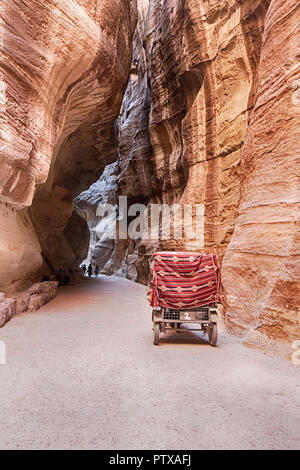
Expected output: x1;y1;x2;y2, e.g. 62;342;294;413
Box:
152;305;218;346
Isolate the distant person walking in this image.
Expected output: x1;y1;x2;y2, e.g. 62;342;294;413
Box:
81;264;87;276
87;264;93;277
94;265;100;277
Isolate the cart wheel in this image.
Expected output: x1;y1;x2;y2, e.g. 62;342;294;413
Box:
153;323;160;345
209;323;218;347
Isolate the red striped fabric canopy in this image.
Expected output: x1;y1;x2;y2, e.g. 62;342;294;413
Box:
148;251;221;309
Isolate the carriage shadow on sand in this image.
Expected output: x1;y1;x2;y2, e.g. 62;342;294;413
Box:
157;326;214;347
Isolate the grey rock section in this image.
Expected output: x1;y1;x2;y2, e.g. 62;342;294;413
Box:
75;3;153;283
75;163;118;271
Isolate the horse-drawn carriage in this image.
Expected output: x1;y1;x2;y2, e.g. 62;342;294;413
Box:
147;252;222;346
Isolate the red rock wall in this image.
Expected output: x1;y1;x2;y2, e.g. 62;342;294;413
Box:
0;0;137;289
222;0;300;341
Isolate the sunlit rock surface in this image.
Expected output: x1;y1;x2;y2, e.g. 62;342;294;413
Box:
222;0;300;342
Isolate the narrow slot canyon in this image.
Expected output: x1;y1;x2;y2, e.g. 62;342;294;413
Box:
0;0;299;451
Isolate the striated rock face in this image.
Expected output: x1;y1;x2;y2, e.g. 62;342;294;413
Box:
0;0;137;291
77;0;300;344
141;0;273;258
222;0;300;341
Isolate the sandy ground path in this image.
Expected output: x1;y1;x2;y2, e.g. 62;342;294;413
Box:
0;276;299;450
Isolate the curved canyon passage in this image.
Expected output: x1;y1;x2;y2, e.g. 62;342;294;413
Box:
0;276;299;450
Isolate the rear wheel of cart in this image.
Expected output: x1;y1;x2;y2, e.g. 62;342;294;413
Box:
153;323;160;345
209;323;218;346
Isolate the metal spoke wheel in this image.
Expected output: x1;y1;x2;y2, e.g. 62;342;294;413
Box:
209;323;218;347
153;323;160;345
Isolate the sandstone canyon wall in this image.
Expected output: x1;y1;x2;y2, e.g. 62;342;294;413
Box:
222;0;300;341
0;0;137;293
77;0;300;344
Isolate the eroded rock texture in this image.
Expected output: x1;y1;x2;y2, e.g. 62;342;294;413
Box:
0;0;137;291
222;0;300;341
78;0;300;343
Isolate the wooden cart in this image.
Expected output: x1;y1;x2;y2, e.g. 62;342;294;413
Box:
148;251;222;347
